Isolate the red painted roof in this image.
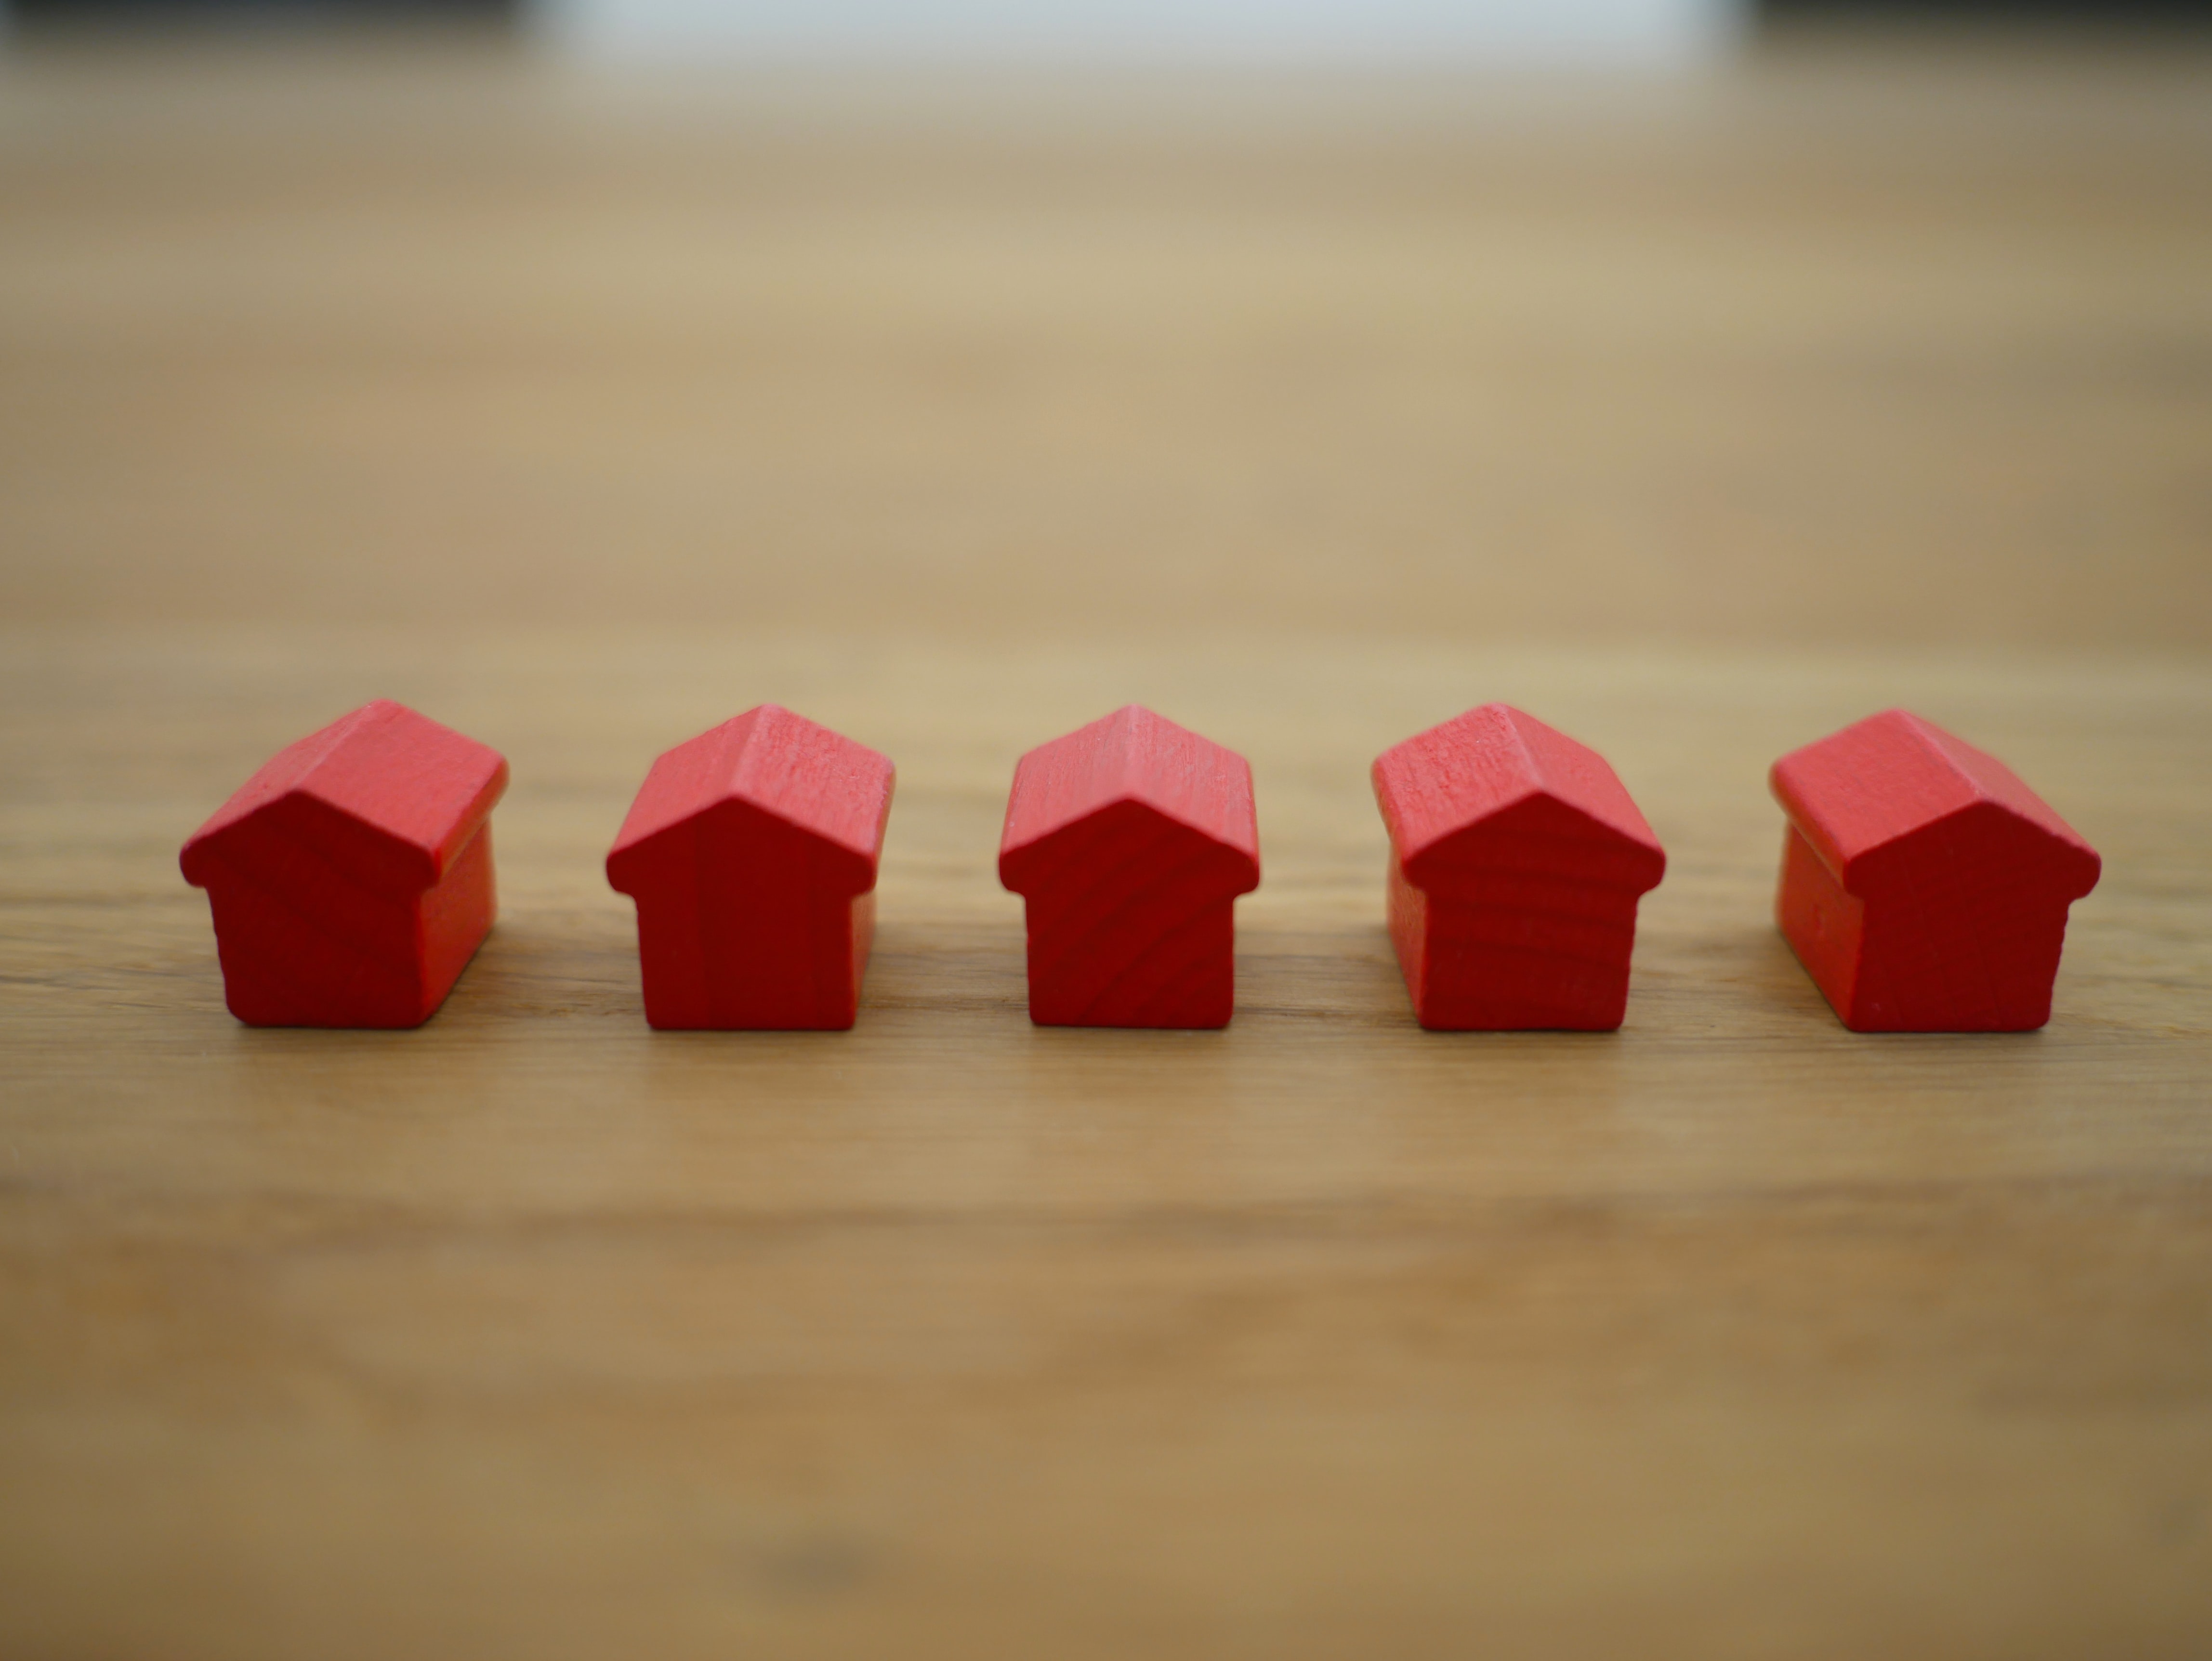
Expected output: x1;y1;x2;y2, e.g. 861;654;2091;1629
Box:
1770;710;2099;896
180;699;507;895
606;705;893;893
1371;704;1663;888
998;705;1258;887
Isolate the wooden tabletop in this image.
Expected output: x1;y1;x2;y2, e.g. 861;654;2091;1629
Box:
3;32;2210;1660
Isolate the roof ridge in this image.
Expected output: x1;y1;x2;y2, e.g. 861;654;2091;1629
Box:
999;704;1256;874
1110;705;1151;803
720;703;779;799
287;699;397;796
1888;709;1987;808
1496;704;1549;804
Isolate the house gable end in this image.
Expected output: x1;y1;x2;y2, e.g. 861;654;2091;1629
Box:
999;795;1258;902
1915;719;2099;870
1000;706;1257;870
611;792;879;901
725;706;896;866
606;706;893;896
182;700;505;900
1850;796;2102;908
1403;789;1666;897
1775;710;2099;902
1772;709;1985;880
180;702;384;873
1375;704;1657;872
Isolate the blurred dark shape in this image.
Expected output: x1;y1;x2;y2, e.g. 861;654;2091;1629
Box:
9;0;512;32
13;0;2211;38
1764;0;2211;18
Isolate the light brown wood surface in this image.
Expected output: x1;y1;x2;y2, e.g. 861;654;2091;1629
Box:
2;32;2210;1661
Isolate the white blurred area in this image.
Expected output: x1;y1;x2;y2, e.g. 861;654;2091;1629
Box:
535;0;1745;65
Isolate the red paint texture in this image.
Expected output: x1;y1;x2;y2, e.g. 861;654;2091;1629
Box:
999;706;1260;1028
1770;709;2100;1032
180;699;508;1028
606;705;893;1030
1371;704;1665;1030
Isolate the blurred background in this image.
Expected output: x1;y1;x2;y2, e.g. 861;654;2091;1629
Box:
2;0;2210;48
0;0;2206;654
4;5;2211;1657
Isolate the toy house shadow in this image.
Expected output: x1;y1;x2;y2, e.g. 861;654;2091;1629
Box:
1232;922;1409;1030
428;909;643;1027
858;918;1027;1023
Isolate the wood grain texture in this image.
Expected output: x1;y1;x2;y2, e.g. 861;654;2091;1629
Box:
1;32;2211;1661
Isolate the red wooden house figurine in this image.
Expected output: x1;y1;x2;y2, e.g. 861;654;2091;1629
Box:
606;705;894;1030
1770;709;2101;1032
998;705;1260;1028
180;699;508;1028
1371;703;1665;1030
